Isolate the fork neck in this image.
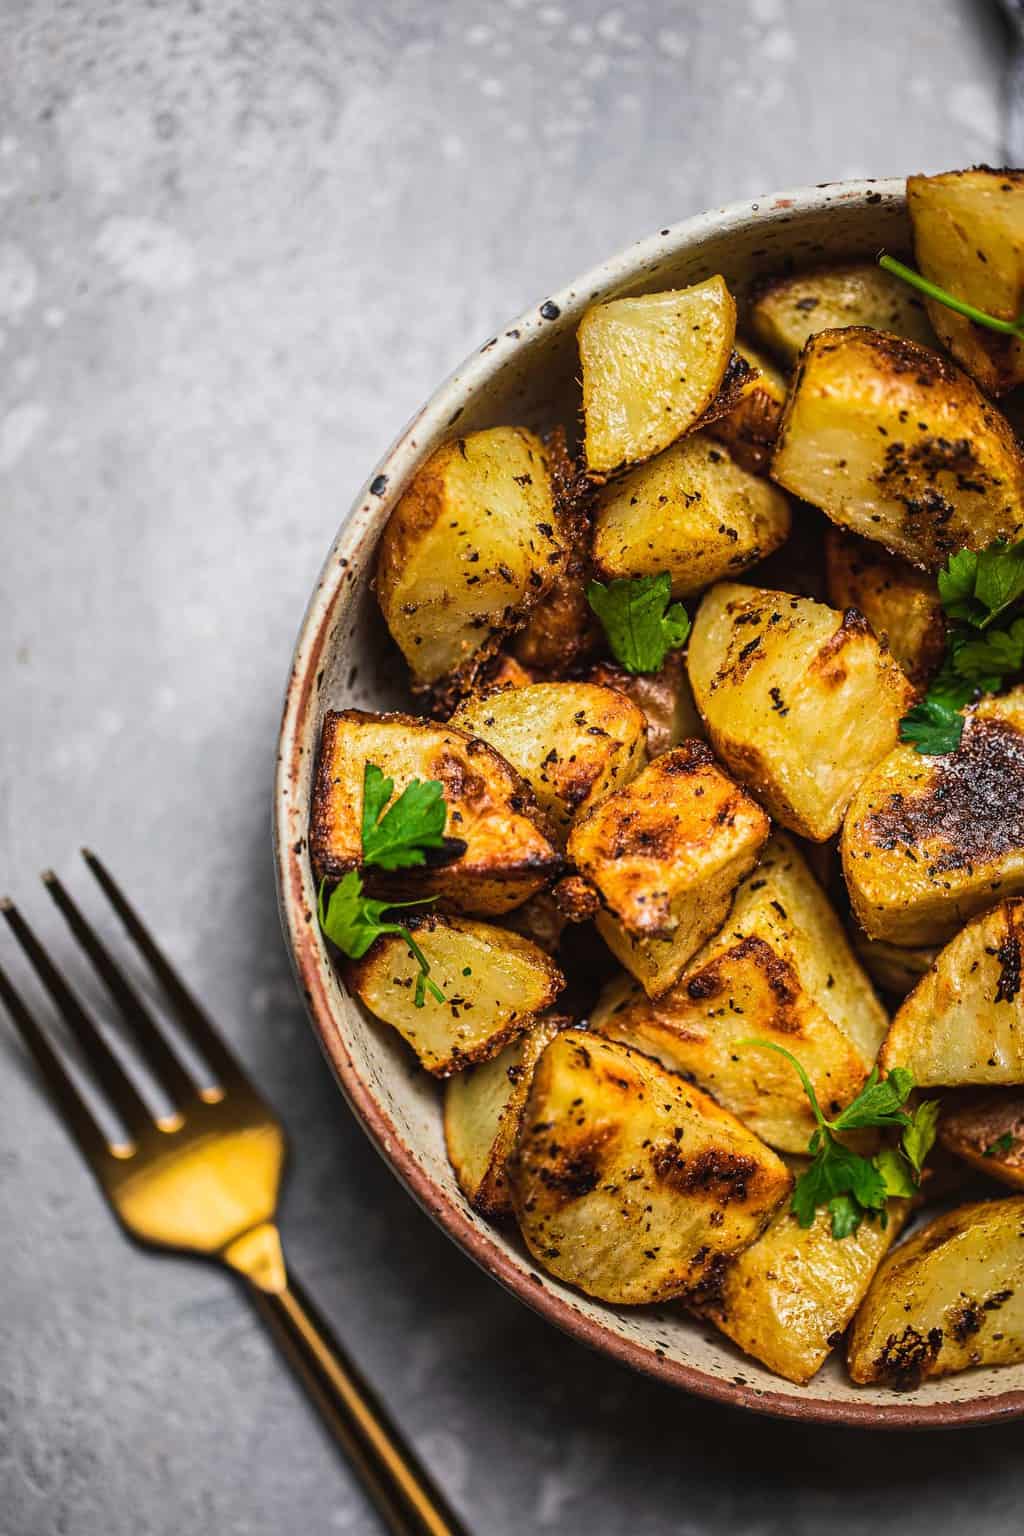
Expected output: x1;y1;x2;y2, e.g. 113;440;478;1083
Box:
222;1221;287;1292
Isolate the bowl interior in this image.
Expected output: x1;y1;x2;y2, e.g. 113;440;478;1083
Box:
275;181;1024;1427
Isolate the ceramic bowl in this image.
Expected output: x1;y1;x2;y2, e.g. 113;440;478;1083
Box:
274;179;1024;1428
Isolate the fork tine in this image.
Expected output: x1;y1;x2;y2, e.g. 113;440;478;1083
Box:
0;953;112;1168
42;871;197;1108
1;898;153;1137
82;850;248;1091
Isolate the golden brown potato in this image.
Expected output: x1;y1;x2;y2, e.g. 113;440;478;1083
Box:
567;742;770;997
310;710;561;916
940;1090;1024;1192
695;1186;910;1384
591;432;791;598
879;901;1024;1087
908;168;1024;396
847;1196;1024;1386
852;933;939;1000
590;834;888;1152
450;683;647;843
477;653;538;692
349;915;564;1076
707;342;788;474
587;652;704;756
771;327;1024;571
823;526;945;686
499;889;568;955
579;277;737;476
510;1030;792;1304
842;688;1024;945
687;583;913;842
376;427;564;687
749;260;935;364
443;1013;567;1214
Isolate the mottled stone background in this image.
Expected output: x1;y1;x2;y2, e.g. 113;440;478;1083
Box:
1;2;1020;1533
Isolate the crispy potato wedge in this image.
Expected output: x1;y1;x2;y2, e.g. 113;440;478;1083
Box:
587;652;704;756
591;431;791;598
853;933;939;1000
687;583;913;841
451;682;647;843
499;888;568;955
376;427;563;687
695;1186;910;1384
590;834;888;1151
847;1196;1024;1386
567;742;770;997
879;900;1024;1086
749;260;935;365
510;1030;791;1304
940;1090;1024;1192
349;915;564;1076
310;710;561;915
707;342;788;474
824;526;945;686
579;278;737;476
842;688;1024;944
476;652;538;692
908;168;1024;396
771;327;1024;570
444;1013;567;1214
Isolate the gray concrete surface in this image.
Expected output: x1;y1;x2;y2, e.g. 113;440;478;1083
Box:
1;1;1021;1532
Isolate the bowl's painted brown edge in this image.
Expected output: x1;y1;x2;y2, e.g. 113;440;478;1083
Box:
274;181;1024;1431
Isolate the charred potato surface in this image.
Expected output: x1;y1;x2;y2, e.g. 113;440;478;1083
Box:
824;526;945;686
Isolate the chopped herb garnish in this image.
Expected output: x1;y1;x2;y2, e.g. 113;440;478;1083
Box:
740;1040;939;1238
586;571;690;674
900;538;1024;755
879;252;1024;340
984;1131;1015;1159
318;875;444;1006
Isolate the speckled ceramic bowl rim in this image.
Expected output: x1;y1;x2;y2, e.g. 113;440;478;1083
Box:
274;178;1024;1430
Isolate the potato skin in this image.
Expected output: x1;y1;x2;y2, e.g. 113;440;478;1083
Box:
687;582;913;842
707;342;788;475
310;709;562;915
510;1030;791;1305
908;168;1024;396
586;652;704;757
749;260;935;365
939;1090;1024;1192
771;327;1024;570
842;688;1024;945
376;427;564;687
847;1197;1024;1387
824;526;945;687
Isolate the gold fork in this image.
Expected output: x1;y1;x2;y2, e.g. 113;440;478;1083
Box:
0;852;468;1536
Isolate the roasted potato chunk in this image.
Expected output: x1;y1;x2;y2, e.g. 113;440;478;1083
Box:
349;915;563;1076
771;327;1024;570
590;834;888;1152
310;710;561;915
707;342;788;475
376;427;563;687
853;933;938;1000
879;900;1024;1087
940;1090;1024;1192
510;1030;791;1304
847;1197;1024;1386
824;527;945;686
444;1013;567;1214
587;651;704;756
695;1188;910;1384
749;260;934;365
579;277;737;476
592;432;791;598
908;168;1024;396
451;683;647;843
567;742;770;998
842;689;1024;945
688;583;913;841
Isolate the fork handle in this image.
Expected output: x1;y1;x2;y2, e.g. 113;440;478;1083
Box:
228;1230;469;1536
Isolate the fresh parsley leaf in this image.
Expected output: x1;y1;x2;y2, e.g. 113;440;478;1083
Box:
828;1193;865;1240
874;1145;918;1199
899;694;966;756
954;617;1024;684
985;1131;1015;1159
901;1097;941;1175
879;254;1024;341
317;874;445;1006
830;1066;914;1132
360;763;448;870
586;572;691;675
973;541;1024;625
937;547;981;623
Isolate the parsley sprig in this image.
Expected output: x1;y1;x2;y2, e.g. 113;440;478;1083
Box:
317;763;452;1006
879;252;1024;340
741;1040;939;1239
900;539;1024;755
586;571;691;674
